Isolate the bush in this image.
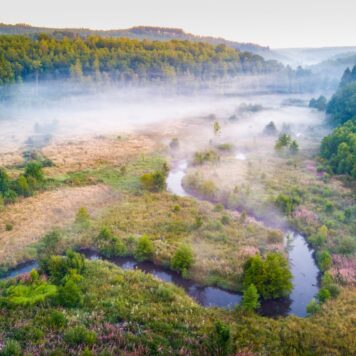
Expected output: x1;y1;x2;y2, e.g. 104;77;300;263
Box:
317;250;332;271
0;339;22;356
306;298;321;315
24;161;44;184
4;282;58;306
75;207;91;227
275;191;302;215
267;230;283;244
171;244;194;276
64;326;97;346
96;227;126;258
140;171;167;192
212;321;230;355
135;235;154;261
241;284;260;311
193;150;220;165
243;253;293;299
5;223;13;231
15;175;31;197
337;236;356;255
46;310;68;329
42;250;85;284
57;278;83;308
317;288;331;303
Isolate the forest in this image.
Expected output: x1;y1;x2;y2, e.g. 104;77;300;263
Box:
320;65;356;179
0;34;284;85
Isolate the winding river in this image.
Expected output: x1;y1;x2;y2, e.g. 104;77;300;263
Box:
1;160;319;317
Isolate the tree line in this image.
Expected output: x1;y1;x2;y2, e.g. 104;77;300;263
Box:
320;65;356;179
0;34;284;85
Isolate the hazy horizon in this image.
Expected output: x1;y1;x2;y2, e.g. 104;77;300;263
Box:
1;0;356;48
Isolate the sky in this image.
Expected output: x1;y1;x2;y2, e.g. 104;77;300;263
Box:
1;0;355;48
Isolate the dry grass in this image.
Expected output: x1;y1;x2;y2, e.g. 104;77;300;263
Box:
42;134;158;176
0;184;118;265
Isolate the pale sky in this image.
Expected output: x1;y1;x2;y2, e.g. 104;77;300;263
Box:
1;0;355;48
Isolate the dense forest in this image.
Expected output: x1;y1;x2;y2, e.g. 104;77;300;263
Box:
0;34;286;85
320;65;356;179
0;23;271;56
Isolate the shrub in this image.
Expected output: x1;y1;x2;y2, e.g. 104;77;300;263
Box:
42;250;85;284
135;235;154;261
96;227;126;257
15;175;31;197
4;282;58;306
46;310;68;329
212;321;230;355
171;245;194;276
5;223;13;231
193;150;219;165
37;230;62;258
140;171;167;192
154;285;175;302
241;284;260;311
24;161;44;183
306;298;321;315
243;253;293;299
75;207;91;227
64;326;97;346
275;191;302;215
317;250;332;271
267;230;283;244
317;288;331;303
337;236;356;255
57;278;83;308
0;339;22;356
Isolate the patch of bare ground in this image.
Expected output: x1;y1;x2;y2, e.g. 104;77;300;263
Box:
42;134;158;175
0;184;118;265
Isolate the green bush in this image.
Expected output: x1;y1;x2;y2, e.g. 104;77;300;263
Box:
317;250;332;271
171;244;194;276
4;282;57;306
96;227;126;258
0;339;22;356
306;298;321;315
57;278;83;308
135;235;154;261
243;253;292;299
75;207;91;228
317;288;331;303
42;250;85;284
241;284;260;311
46;310;68;329
140;171;167;192
24;161;44;183
64;326;97;346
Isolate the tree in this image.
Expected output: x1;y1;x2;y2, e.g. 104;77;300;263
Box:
263;121;278;136
289;140;299;154
171;244;194;276
243;253;293;299
275;133;291;151
241;284;260;311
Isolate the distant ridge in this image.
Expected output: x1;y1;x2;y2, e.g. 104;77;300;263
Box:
0;23;271;56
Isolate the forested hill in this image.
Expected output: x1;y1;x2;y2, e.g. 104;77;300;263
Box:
0;34;284;85
0;23;271;57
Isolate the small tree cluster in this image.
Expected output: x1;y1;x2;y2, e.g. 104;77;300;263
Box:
274;134;299;155
243;253;293;300
0;161;44;205
95;227;126;258
140;170;167;192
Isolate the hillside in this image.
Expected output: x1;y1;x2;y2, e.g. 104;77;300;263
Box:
0;23;272;57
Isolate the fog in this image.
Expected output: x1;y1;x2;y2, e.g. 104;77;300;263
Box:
0;77;327;154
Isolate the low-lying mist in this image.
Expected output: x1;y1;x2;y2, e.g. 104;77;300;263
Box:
0;78;326;154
